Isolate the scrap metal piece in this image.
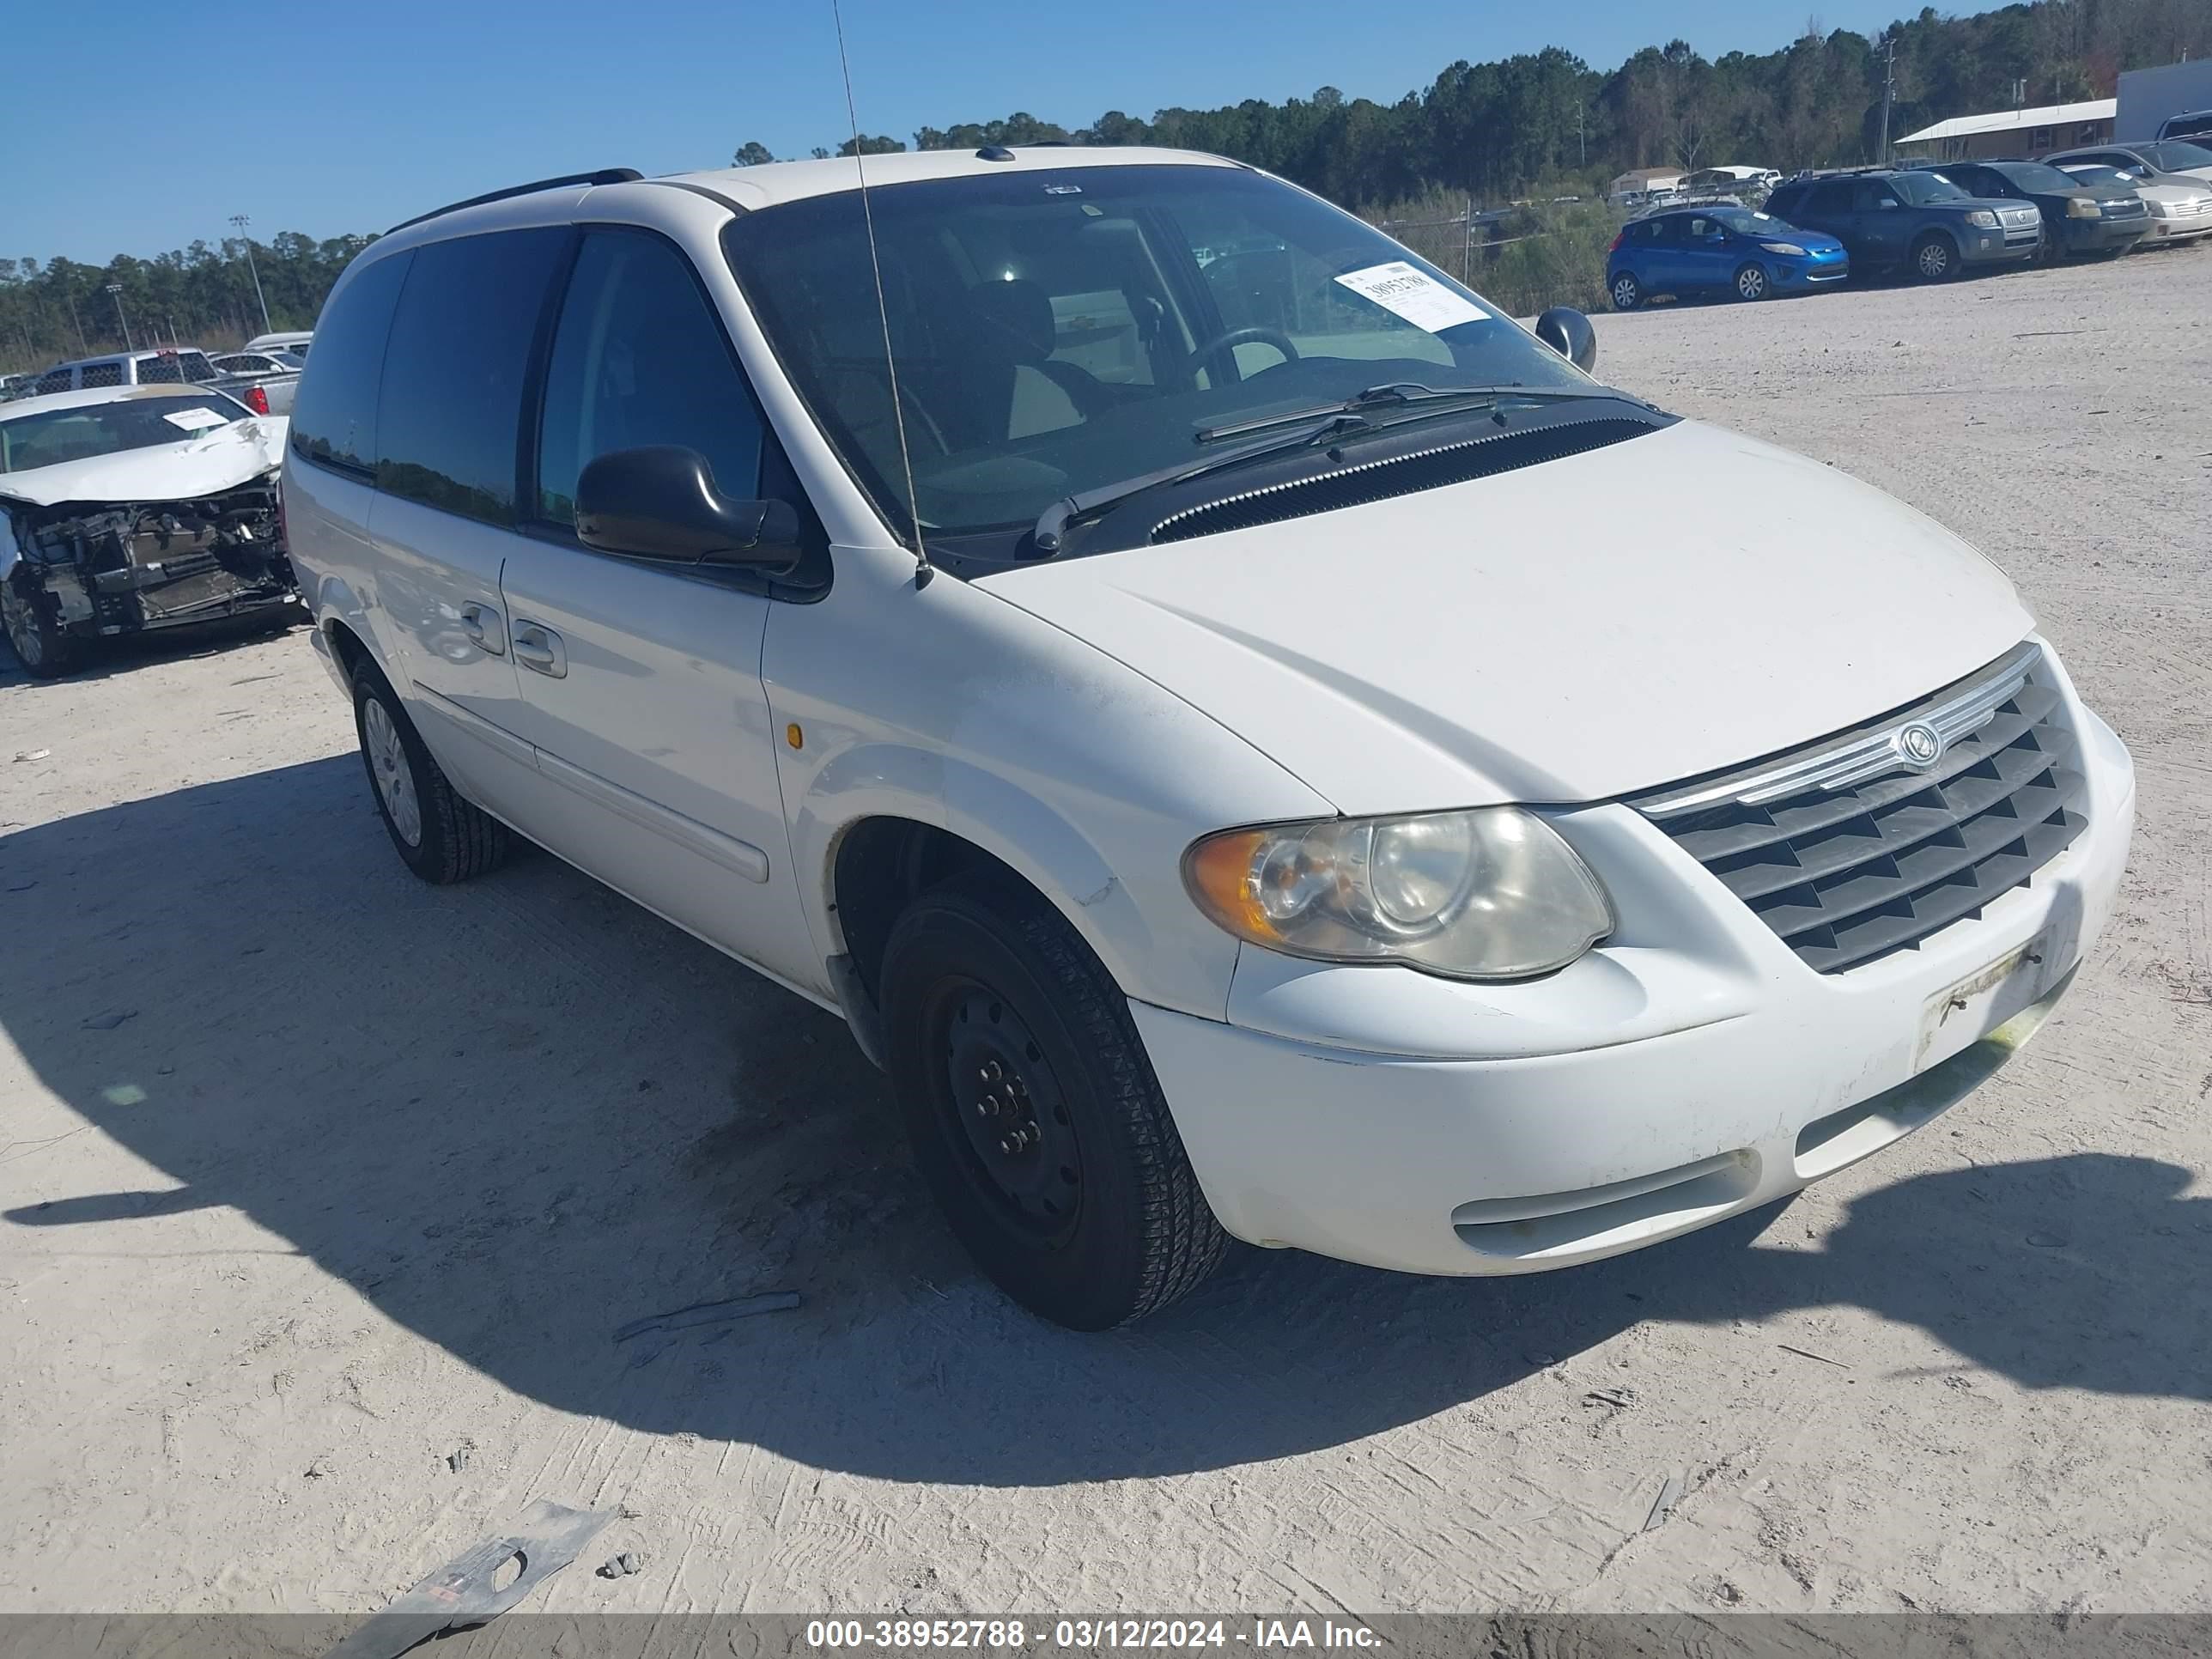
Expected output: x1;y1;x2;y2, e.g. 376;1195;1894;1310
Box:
612;1291;800;1345
324;1498;614;1659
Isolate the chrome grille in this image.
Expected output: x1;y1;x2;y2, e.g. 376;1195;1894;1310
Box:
1630;643;2087;975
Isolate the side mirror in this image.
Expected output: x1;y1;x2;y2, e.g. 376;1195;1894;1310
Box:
574;446;799;567
1534;307;1597;374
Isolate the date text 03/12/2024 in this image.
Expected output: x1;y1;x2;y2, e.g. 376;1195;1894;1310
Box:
802;1619;1382;1650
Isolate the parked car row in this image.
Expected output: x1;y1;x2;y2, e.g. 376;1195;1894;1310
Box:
7;330;313;412
1607;141;2212;308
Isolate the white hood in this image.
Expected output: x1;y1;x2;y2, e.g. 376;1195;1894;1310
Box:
979;418;2033;812
0;417;289;509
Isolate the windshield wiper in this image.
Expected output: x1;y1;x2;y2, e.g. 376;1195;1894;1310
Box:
1193;381;1610;445
1032;384;1619;553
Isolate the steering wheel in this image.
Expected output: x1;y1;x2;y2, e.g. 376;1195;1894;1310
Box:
1188;325;1300;376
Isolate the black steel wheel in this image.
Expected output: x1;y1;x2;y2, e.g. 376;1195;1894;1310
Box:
880;873;1228;1329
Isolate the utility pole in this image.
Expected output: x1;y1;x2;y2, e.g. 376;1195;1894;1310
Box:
63;286;86;354
105;283;133;350
1577;102;1587;168
231;213;271;336
1878;33;1897;161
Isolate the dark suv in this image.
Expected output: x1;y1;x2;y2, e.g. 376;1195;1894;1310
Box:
1765;168;2043;281
1908;159;2147;258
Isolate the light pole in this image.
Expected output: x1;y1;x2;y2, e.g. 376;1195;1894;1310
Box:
1878;33;1898;161
104;283;134;351
230;213;271;336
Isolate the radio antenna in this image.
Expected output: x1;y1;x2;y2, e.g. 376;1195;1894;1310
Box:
831;0;932;587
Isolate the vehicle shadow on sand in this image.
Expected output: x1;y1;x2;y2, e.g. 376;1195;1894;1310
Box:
3;757;2203;1487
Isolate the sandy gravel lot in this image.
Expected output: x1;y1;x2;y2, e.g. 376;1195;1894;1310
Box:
2;246;2208;1620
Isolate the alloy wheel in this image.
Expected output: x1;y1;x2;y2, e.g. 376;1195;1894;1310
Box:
1;584;42;666
1737;265;1768;300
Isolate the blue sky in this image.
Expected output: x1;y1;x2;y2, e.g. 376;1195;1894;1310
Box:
11;0;1960;262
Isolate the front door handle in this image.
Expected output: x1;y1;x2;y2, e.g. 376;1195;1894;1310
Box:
459;602;504;656
511;620;568;678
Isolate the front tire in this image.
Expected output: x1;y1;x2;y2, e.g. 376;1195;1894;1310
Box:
2;570;76;679
879;874;1228;1329
1609;270;1642;311
351;665;510;884
1911;234;1958;282
1733;261;1771;301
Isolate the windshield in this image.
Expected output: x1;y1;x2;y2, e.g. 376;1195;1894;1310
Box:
1892;172;1969;204
2058;164;2136;191
2142;140;2212;171
0;394;246;474
1993;161;2089;193
723;164;1589;541
1708;208;1785;234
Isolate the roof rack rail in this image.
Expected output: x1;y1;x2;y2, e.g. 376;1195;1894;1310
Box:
386;168;643;235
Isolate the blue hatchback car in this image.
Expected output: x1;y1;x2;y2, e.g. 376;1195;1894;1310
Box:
1607;205;1849;308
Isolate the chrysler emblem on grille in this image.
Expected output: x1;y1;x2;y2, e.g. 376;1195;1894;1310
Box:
1893;720;1945;769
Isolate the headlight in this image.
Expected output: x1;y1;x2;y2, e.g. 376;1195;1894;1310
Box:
2145;198;2171;217
1759;241;1808;256
1182;808;1614;981
2067;198;2101;219
1966;210;2001;229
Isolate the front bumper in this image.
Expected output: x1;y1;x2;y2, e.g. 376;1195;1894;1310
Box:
2146;214;2212;241
2062;216;2149;253
1134;676;2135;1278
1772;254;1849;289
1960;228;2042;265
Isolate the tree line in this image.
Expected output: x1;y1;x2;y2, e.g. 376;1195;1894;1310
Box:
7;0;2207;377
735;0;2207;202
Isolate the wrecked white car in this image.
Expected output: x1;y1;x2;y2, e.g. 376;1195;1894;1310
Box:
1;385;297;678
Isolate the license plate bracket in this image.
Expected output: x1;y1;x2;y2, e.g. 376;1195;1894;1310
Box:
1916;931;2055;1073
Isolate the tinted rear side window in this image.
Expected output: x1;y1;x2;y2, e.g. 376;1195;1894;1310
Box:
137;356;184;384
80;362;125;388
377;228;570;525
292;252;413;477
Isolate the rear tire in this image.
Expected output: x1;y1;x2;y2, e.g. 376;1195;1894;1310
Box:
351;664;510;884
1911;234;1958;282
1733;262;1771;301
1608;270;1642;312
2;570;77;679
879;874;1229;1329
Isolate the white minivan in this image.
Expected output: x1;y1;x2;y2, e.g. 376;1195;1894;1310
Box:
285;149;2134;1328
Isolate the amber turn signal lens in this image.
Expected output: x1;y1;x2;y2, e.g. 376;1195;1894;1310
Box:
1182;828;1276;941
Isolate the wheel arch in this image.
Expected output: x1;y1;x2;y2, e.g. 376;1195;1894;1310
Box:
802;744;1201;1027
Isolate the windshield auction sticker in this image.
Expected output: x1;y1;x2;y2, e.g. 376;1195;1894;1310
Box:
1333;261;1486;332
162;407;232;432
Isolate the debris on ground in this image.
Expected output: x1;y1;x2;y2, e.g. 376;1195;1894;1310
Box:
613;1291;799;1347
1643;1470;1686;1531
82;1009;138;1030
1583;1388;1636;1410
325;1498;613;1659
12;750;51;763
1777;1342;1850;1370
447;1442;473;1473
598;1550;645;1579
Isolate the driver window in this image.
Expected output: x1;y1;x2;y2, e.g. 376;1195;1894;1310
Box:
535;230;767;530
